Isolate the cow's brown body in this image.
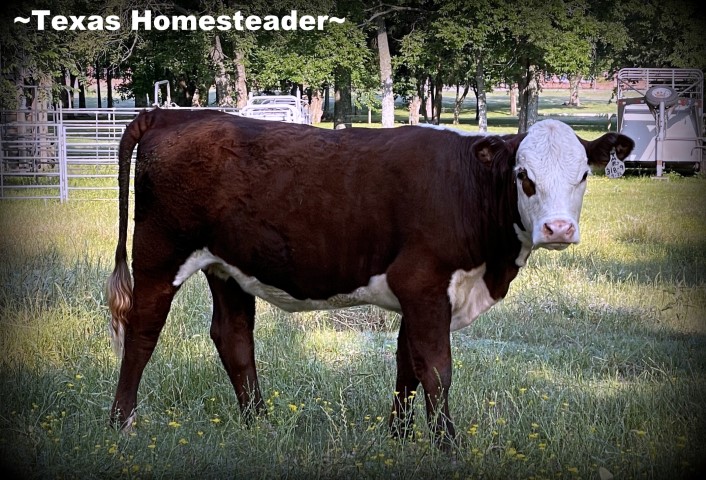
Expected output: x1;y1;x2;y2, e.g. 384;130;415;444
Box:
107;108;633;443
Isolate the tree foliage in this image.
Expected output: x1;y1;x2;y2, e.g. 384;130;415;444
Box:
2;0;705;117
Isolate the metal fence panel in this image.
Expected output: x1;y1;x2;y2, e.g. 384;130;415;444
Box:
1;110;62;200
1;108;140;201
1;103;300;202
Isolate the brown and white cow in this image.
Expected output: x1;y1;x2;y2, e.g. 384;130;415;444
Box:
107;109;633;442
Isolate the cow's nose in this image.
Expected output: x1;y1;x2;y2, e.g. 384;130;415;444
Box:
541;220;576;242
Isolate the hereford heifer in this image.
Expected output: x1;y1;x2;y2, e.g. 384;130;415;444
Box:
107;109;633;442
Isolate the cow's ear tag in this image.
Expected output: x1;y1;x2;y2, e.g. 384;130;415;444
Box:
605;149;625;178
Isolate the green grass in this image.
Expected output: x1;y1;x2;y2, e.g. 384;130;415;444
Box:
1;174;705;479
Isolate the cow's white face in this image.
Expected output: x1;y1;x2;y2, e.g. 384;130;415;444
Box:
514;120;591;250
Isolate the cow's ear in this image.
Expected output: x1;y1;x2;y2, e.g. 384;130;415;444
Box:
473;136;511;167
504;133;526;155
579;133;635;166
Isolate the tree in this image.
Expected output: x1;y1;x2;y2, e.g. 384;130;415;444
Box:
1;0;76;110
248;15;372;125
5;0;705;127
361;2;428;127
502;0;560;132
396;19;449;125
432;0;505;131
375;15;394;127
608;0;706;71
543;1;597;106
210;36;234;106
541;0;631;107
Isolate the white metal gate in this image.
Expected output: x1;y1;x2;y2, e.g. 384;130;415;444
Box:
59;109;140;201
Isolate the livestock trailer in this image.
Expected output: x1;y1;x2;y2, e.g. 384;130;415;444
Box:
616;68;704;175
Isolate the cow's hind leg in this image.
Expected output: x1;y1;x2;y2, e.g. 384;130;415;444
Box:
111;270;178;430
206;273;264;420
389;318;421;439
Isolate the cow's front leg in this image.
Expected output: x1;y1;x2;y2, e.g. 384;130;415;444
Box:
406;304;455;445
388;257;456;446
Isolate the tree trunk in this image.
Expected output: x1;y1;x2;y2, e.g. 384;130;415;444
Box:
475;53;487;132
453;83;469;125
7;67;28;146
309;88;324;124
509;84;517;116
334;67;352;129
423;77;432;122
473;85;479;120
106;67;114;108
432;71;443;124
567;73;582;106
234;49;248;108
211;36;234;106
518;62;540;133
408;95;421;125
528;79;539;126
69;73;77;108
376;16;394;128
173;76;189;106
95;64;102;108
134;87;148;107
323;85;330;119
173;76;200;107
58;69;70;108
36;75;52;170
192;84;209;106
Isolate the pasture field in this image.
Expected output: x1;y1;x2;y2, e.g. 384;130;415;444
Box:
1;174;705;479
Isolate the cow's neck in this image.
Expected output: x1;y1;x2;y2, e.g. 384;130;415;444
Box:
459;159;527;300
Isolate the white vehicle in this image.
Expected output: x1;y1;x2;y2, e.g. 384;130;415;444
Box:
238;94;311;124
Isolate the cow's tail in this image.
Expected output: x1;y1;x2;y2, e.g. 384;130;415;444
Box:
107;110;153;358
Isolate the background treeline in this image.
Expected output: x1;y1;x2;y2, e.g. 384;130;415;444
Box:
1;0;705;131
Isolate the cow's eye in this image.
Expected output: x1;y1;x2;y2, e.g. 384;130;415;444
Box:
516;169;536;197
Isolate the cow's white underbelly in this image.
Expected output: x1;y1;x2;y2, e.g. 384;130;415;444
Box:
174;249;497;331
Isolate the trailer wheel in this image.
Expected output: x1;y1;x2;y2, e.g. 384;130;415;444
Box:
645;85;679;108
